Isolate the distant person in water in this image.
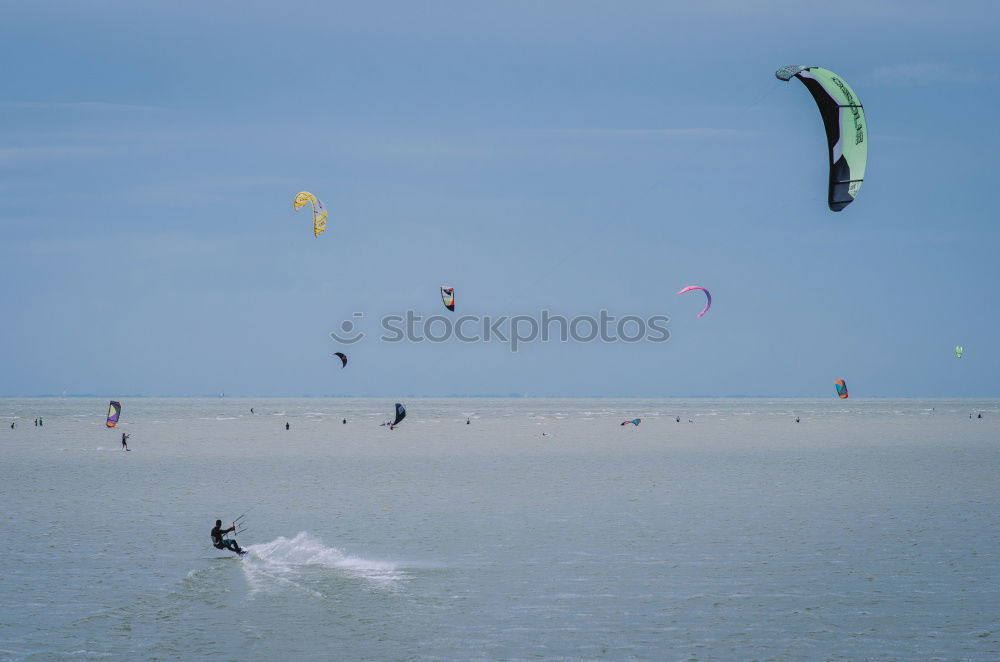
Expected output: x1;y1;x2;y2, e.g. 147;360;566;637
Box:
466;418;470;425
10;421;15;429
342;418;347;424
39;417;43;426
211;519;245;556
285;422;290;430
121;433;130;451
675;416;680;423
978;413;983;419
795;417;800;423
250;408;254;415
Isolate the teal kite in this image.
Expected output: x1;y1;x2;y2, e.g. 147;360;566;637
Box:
777;66;868;211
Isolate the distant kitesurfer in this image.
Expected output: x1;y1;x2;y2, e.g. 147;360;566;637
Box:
466;418;470;425
211;519;246;556
675;416;680;423
250;408;254;415
342;418;347;424
121;433;130;451
10;421;14;429
389;403;406;430
795;417;800;423
285;422;290;430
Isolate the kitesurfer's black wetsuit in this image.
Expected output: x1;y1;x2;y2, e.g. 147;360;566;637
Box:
211;525;244;555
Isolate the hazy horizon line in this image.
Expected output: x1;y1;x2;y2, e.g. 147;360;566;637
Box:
2;394;998;400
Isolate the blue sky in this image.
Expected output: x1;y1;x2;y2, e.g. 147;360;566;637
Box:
2;1;998;397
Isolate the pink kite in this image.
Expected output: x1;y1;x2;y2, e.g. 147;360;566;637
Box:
676;286;712;318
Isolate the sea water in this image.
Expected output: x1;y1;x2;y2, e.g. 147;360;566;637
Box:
1;398;998;660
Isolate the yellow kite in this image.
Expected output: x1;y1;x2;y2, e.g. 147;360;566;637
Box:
293;191;328;237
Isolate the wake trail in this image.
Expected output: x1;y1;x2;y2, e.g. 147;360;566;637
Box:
241;532;406;594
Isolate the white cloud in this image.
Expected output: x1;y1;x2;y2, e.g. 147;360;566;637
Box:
126;175;293;205
0;145;110;163
869;63;985;86
552;128;753;139
0;101;164;112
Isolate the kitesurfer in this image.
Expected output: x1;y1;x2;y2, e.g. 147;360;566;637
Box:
466;418;470;425
10;421;14;429
211;519;246;556
250;408;254;415
795;417;800;423
285;422;290;430
121;433;130;451
342;418;347;424
675;416;680;423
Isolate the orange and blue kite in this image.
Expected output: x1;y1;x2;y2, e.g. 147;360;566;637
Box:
835;379;848;399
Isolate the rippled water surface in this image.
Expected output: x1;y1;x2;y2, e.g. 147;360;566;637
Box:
2;398;998;660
